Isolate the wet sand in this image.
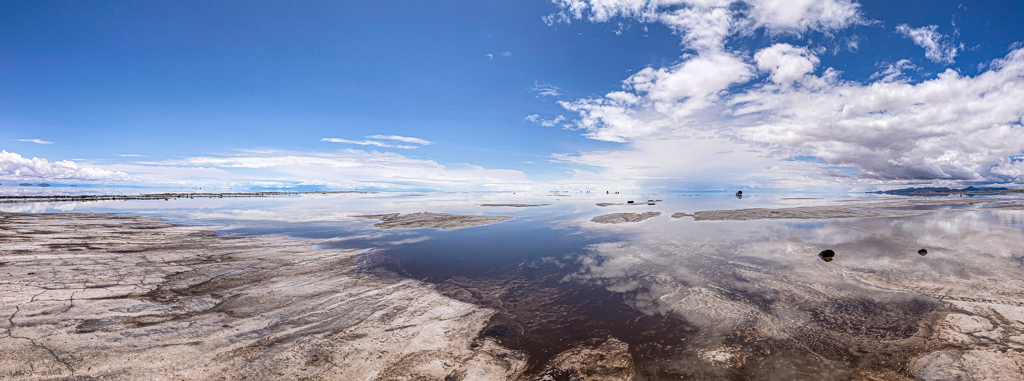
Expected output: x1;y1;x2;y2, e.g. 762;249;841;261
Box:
591;212;662;224
0;213;523;380
674;198;1022;221
4;200;1024;380
352;212;514;229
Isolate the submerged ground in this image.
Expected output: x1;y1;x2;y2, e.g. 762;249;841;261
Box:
2;191;1024;380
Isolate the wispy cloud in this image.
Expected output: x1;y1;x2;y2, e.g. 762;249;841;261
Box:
131;149;533;190
530;82;561;97
526;114;567;127
118;154;146;157
896;24;959;64
365;135;434;146
320;138;418;149
17;139;53;145
486;51;512;60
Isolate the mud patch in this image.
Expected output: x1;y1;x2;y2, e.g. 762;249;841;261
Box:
353;212;513;229
591;212;662;224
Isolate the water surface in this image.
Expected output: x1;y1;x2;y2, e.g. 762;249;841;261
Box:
7;191;1024;379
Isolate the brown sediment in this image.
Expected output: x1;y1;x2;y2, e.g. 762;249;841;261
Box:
536;338;635;380
352;212;513;230
390;247;959;380
422;267;696;379
591;212;662;224
676;198;1019;221
0;213;524;380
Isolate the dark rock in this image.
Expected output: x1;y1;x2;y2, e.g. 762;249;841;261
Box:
818;249;835;262
918;249;928;256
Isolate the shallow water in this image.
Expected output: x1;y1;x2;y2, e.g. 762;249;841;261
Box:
7;191;1024;379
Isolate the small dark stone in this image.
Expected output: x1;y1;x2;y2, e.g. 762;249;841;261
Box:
818;249;835;262
918;249;928;256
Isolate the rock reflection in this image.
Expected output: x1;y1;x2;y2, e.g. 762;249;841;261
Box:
572;209;1024;379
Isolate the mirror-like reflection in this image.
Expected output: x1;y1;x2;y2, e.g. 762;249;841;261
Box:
5;192;1024;379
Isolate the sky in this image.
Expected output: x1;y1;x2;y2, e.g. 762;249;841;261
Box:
1;0;1023;192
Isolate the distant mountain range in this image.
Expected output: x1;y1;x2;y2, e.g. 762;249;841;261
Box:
871;186;1019;195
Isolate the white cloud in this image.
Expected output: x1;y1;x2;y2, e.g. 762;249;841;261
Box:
320;138;419;149
557;47;1024;184
501;51;513;57
531;82;562;97
628;51;753;102
742;0;862;34
869;59;916;82
526;114;567;127
17;139;53;145
486;53;494;59
754;43;819;86
365;135;434;145
546;1;863;50
137;149;534;190
545;0;1024;187
0;150;131;182
896;24;958;64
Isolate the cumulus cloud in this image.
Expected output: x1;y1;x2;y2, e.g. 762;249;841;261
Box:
17;139;53;145
544;0;1024;187
754;43;819;86
742;0;863;34
0;150;131;181
531;82;562;97
895;24;958;64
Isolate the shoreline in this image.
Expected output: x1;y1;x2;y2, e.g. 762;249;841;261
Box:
3;207;1023;379
0;212;523;380
0;191;367;204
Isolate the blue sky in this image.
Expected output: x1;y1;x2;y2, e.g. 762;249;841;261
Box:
2;0;1024;191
